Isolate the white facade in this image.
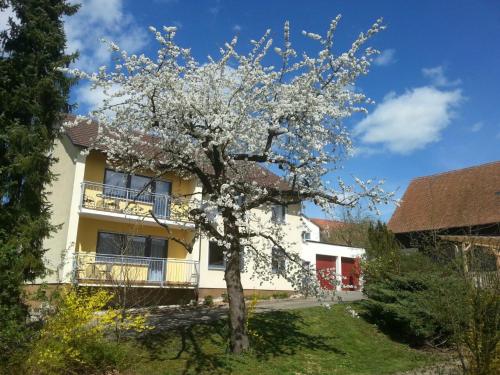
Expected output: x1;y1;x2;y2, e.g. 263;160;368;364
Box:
41;136;365;295
197;215;365;293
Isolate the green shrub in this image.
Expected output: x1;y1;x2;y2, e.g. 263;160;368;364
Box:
204;295;214;306
272;292;289;299
361;252;458;346
23;288;150;375
221;293;229;303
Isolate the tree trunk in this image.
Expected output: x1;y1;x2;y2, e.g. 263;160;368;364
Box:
224;238;250;353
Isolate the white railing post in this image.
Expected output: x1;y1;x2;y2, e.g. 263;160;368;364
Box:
72;253;78;285
80;182;85;209
164;194;169;219
162;258;167;286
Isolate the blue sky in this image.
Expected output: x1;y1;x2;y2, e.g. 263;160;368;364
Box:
4;0;498;221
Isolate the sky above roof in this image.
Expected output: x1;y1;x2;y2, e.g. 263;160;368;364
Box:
3;0;499;221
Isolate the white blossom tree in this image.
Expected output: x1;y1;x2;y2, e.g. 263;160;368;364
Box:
65;16;392;353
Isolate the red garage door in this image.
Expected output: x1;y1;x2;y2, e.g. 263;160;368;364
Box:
341;257;361;291
316;255;336;290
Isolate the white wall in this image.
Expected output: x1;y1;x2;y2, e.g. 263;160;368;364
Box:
301;216;321;241
301;240;364;290
39;136;85;283
197;204;306;291
197;212;365;293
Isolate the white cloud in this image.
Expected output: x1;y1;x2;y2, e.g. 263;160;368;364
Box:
470;121;483;132
422;66;461;87
373;49;396;66
232;24;242;32
354;86;462;154
64;0;148;72
75;83;128;117
0;6;18;32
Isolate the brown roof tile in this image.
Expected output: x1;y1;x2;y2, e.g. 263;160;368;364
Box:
310;218;346;231
388;161;500;233
62;114;290;190
63;114;99;148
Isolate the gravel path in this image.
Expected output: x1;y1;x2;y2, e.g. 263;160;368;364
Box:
145;291;364;331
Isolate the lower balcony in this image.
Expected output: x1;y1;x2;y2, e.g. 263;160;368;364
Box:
73;252;199;288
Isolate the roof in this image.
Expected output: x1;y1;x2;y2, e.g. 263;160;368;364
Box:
388;161;500;234
309;218;346;231
63;114;99;148
62;115;290;190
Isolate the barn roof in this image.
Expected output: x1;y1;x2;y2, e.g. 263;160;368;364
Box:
388;161;500;234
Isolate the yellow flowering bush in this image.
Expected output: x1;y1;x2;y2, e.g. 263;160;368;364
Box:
25;288;151;375
246;294;261;341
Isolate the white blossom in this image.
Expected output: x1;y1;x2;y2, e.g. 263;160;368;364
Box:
63;16;392;296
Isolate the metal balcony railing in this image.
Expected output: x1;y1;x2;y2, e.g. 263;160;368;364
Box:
80;181;196;222
73;252;199;287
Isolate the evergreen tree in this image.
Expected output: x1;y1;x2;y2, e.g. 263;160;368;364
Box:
0;0;78;360
366;221;401;271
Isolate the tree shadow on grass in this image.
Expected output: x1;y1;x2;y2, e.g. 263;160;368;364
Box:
140;320;231;374
248;310;345;360
139;310;344;374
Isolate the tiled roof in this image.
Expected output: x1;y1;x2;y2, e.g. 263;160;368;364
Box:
310;218;346;231
63;114;99;148
62;114;290;190
388;161;500;234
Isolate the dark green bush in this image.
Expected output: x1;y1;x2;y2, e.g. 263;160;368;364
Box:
360;252;461;347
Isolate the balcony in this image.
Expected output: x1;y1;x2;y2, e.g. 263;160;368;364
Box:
80;181;197;227
73;252;199;288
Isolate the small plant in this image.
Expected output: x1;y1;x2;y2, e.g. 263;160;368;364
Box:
221;293;229;303
204;295;214;307
246;294;262;342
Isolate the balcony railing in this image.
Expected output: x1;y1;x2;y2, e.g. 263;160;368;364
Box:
80;181;196;222
73;252;199;287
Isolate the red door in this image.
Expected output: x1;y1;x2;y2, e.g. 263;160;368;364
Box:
341;257;360;291
316;255;336;290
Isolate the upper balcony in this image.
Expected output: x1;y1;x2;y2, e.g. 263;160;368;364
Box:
79;181;198;229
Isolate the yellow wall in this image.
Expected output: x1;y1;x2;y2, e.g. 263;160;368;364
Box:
83;150;197;197
76;217;193;259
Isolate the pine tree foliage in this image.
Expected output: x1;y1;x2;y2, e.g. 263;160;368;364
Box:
0;0;78;360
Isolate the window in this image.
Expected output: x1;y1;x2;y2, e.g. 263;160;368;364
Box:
302;231;311;241
96;232;167;259
96;232;125;256
103;169;171;203
271;205;286;223
208;241;225;269
103;170;128;198
236;194;245;207
127;236;147;257
208;241;245;271
236;194;246;220
271;246;286;275
129;174;153;202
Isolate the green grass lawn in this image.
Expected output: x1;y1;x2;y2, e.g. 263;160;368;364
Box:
121;305;435;375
